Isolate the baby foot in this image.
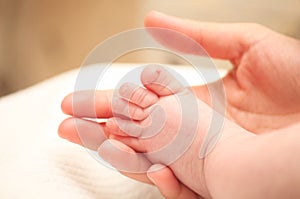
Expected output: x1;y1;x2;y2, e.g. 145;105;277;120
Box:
106;65;214;196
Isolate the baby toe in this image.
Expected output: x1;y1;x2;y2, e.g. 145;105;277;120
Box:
119;82;158;108
112;97;148;120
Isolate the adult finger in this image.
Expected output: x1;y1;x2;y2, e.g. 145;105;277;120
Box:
145;11;268;61
147;164;202;199
98;139;151;174
61;90;114;118
58;117;107;150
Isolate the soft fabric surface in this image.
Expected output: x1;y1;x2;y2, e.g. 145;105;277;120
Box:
0;63;225;198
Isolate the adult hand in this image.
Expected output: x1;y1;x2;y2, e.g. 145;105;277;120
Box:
59;11;300;198
145;11;300;133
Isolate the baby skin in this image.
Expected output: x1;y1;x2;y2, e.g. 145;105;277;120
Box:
104;65;252;198
59;64;300;198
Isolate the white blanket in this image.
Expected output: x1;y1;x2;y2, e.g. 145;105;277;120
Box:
0;63;225;198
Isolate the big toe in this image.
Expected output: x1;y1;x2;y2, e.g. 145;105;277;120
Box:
141;65;185;96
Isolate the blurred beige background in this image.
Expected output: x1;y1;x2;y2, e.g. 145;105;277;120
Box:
0;0;299;96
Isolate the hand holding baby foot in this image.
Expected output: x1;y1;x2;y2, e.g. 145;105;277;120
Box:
103;63;300;199
58;63;300;199
105;65;208;197
58;11;300;199
105;65;252;198
107;65;199;155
